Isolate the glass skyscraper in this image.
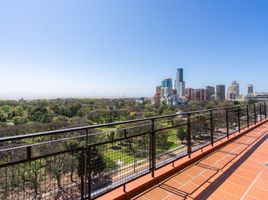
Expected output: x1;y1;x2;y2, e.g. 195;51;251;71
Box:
176;68;185;97
161;78;173;97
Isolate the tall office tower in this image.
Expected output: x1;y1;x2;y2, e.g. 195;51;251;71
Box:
227;81;240;100
248;84;254;95
216;85;226;101
176;68;185;97
206;86;215;101
161;78;173;97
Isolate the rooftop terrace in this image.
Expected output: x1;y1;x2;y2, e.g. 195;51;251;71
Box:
0;103;267;200
128;121;268;200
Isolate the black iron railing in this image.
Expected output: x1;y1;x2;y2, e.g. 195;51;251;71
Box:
0;103;267;199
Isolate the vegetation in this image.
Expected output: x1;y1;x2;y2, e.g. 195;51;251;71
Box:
0;98;250;199
0;98;245;137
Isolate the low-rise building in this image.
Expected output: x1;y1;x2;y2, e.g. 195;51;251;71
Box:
247;92;268;102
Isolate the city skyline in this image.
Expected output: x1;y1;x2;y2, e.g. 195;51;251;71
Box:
1;0;268;99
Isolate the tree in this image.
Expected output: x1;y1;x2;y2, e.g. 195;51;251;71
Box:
1;105;13;119
0;109;7;122
77;147;107;183
13;105;25;117
177;126;186;143
12;116;27;125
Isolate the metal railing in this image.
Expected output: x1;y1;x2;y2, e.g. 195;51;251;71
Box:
0;102;266;199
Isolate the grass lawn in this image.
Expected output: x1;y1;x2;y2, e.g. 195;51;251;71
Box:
156;128;185;154
102;143;146;168
102;128;185;169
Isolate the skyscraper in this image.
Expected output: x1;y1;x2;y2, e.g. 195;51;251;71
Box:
206;86;215;101
248;84;254;95
216;85;225;101
227;81;240;100
176;68;185;97
161;78;173;97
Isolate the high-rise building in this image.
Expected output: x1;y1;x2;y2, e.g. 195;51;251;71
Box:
227;81;240;100
191;89;207;101
216;85;225;101
248;84;254;95
206;86;215;101
176;68;185;97
161;78;173;98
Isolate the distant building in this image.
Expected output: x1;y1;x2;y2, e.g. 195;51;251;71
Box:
152;96;161;106
153;68;188;106
156;86;161;96
136;97;146;104
216;85;225;101
191;89;207;102
172;89;177;95
152;86;162;106
237;94;245;102
185;88;193;100
19;97;26;102
161;78;173;97
176;68;185;97
248;84;254;95
167;95;177;106
206;86;215;101
161;78;173;104
227;81;240;100
247;92;268;102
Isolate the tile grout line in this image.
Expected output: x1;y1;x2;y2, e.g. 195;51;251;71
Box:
240;162;266;199
240;169;264;200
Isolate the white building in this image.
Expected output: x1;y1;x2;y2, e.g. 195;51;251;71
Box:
227;81;240;100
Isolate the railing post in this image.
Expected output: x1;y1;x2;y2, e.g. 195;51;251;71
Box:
265;102;267;119
187;113;191;158
124;129;127;138
88;147;92;200
259;103;262;121
247;105;250;128
254;104;257;124
237;106;241;132
150;119;156;178
80;150;85;200
26;146;32;160
85;129;90;199
210;110;214;146
226;108;229;138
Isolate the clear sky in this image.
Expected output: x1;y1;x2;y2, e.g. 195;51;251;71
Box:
1;0;268;99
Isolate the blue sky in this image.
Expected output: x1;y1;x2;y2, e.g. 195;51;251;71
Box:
0;0;268;99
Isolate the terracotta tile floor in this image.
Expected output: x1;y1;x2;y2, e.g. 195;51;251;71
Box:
132;124;268;200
